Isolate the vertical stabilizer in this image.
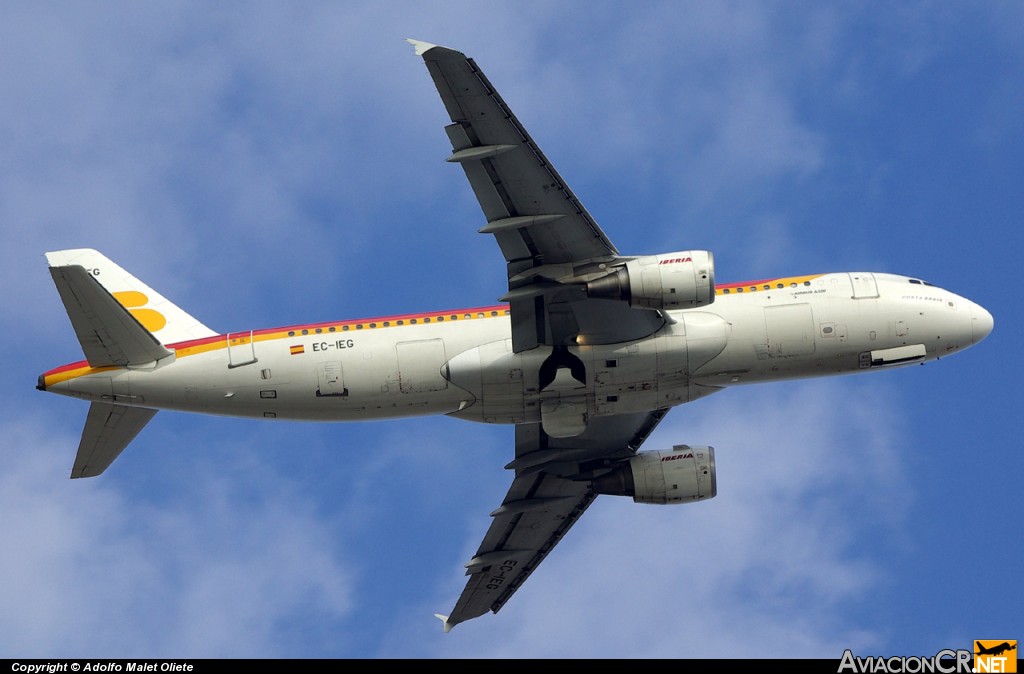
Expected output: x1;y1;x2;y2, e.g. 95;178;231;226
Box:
48;265;174;367
45;249;216;346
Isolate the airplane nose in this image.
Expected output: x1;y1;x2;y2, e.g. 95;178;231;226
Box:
970;302;994;344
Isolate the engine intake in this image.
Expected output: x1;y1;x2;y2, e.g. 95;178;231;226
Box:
592;445;717;505
586;251;715;310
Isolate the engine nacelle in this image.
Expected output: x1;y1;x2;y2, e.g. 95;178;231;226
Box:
592;445;716;505
586;251;715;310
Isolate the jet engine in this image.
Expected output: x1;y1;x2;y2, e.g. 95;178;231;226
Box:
586;251;715;310
592;445;716;505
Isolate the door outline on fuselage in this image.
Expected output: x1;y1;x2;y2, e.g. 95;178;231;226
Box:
316;361;348;397
227;330;258;369
849;273;879;299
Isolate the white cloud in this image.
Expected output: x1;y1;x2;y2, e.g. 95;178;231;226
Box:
0;414;353;657
486;4;830;209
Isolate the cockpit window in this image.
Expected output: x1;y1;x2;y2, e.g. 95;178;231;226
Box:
910;279;921;285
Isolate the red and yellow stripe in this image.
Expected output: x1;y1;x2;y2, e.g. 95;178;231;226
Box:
42;304;513;388
715;273;824;295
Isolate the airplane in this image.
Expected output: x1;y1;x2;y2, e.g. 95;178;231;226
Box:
976;642;1016;657
37;40;994;632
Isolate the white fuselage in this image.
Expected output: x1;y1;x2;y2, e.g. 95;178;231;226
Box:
41;272;993;426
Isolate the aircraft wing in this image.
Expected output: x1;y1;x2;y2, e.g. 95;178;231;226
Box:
437;409;667;631
410;40;665;352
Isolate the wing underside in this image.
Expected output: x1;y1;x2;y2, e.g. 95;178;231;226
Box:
440;410;667;630
412;40;664;352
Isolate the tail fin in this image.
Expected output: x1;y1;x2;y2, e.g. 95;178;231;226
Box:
44;249;202;477
46;249;216;347
46;249;216;367
49;264;173;368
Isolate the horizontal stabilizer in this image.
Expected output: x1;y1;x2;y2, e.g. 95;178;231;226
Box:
72;402;157;478
49;265;173;368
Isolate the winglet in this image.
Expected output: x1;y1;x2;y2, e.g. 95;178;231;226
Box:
433;613;454;633
405;38;438;56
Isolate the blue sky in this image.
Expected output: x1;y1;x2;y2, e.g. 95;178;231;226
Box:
2;1;1020;659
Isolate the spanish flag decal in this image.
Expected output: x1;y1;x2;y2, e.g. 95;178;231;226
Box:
290;344;304;355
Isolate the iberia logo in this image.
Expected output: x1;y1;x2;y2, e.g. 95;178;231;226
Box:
975;640;1017;673
113;291;167;333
